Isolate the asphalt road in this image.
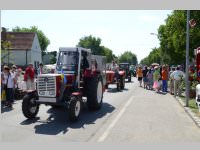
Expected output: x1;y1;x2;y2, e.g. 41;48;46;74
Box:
1;77;200;143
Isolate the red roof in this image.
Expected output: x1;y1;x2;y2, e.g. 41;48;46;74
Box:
1;32;36;50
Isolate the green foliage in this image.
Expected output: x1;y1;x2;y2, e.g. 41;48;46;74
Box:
140;48;161;65
158;10;200;65
77;35;116;63
141;10;200;66
118;51;138;65
48;51;57;64
1;31;14;65
12;26;50;56
77;35;102;55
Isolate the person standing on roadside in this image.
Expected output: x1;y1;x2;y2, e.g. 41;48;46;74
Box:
11;65;18;85
2;66;15;108
170;66;185;97
161;65;168;93
142;66;148;89
137;66;143;87
147;67;154;90
153;66;161;92
169;67;175;95
24;63;35;90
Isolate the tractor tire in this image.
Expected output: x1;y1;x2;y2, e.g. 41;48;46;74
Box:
105;84;108;89
120;76;125;89
22;94;39;119
68;96;82;122
117;80;121;91
51;105;61;109
128;76;131;82
86;76;103;110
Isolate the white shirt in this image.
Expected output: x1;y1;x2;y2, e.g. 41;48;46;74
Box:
7;73;15;88
111;63;118;72
1;72;15;88
1;72;8;85
170;70;185;81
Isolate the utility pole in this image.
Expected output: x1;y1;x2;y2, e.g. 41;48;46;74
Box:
185;10;190;107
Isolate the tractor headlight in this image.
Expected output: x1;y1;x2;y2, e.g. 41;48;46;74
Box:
39;91;45;95
49;91;55;95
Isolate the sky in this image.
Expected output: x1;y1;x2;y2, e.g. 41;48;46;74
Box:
1;10;172;62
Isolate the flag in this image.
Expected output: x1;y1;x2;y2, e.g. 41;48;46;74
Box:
61;69;67;84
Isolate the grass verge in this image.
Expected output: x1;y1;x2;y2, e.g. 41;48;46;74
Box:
180;96;200;117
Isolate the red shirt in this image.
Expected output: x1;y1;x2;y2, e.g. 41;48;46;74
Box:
162;70;168;80
24;67;34;81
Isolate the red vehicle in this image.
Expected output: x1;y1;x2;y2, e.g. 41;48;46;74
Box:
22;47;106;122
195;47;200;110
195;47;200;81
105;69;125;91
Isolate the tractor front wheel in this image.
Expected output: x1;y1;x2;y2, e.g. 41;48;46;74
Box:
22;94;39;119
68;96;82;122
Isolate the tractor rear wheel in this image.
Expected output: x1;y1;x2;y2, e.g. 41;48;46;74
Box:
116;77;121;91
128;76;131;82
86;76;103;110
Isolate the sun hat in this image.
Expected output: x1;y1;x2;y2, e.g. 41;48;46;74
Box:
12;65;17;69
4;65;10;70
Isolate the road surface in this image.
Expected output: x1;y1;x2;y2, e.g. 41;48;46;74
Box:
1;77;200;143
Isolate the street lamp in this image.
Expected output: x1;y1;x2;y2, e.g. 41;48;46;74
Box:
150;32;161;39
150;33;158;36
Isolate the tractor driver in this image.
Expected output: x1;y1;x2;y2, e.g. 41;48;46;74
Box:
81;53;89;72
111;60;120;79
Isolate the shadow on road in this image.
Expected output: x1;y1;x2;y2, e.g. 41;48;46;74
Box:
156;91;168;95
125;81;134;83
20;102;115;135
107;88;128;93
20;117;40;125
1;104;13;113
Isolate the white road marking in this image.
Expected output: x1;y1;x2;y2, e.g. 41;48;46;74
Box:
97;96;134;142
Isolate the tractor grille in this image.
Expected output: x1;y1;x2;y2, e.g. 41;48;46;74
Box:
37;76;56;97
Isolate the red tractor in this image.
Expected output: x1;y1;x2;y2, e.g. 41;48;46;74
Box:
22;47;106;121
195;47;200;81
105;64;125;91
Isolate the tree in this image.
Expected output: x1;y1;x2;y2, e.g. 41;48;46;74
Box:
140;48;161;66
77;35;115;63
101;46;113;63
49;51;57;64
12;26;50;56
141;10;200;66
119;51;138;65
1;27;14;66
43;51;57;64
158;10;200;65
77;35;103;55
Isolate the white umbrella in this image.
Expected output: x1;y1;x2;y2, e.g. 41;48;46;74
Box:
151;63;159;66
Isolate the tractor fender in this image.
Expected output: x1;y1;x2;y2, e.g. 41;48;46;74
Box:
72;92;82;96
24;90;38;100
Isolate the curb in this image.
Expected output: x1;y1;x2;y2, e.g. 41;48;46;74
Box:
175;96;200;128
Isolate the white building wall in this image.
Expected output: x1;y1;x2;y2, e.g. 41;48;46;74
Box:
2;50;31;66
